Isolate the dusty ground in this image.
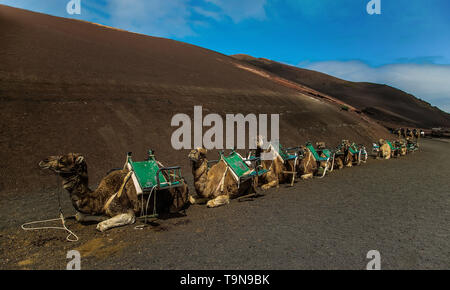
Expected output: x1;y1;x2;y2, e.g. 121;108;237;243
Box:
1;138;448;270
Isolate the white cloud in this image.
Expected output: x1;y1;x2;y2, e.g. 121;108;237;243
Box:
205;0;267;23
302;60;450;113
105;0;268;37
193;6;222;21
107;0;194;37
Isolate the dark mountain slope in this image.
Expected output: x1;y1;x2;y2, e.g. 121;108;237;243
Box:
0;5;389;194
232;54;450;129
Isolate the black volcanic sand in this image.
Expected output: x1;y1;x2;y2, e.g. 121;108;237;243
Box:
1;138;448;270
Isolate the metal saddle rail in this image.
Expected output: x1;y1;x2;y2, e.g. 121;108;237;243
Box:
221;151;268;184
127;151;184;193
278;144;300;161
349;143;368;164
406;141;418;152
305;142;333;178
126;150;185;222
155;166;184;191
279;145;302;186
333;144;346;156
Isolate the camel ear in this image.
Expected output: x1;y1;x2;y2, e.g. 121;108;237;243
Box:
198;148;207;155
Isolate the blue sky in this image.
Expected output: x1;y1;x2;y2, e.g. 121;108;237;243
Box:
1;0;450;112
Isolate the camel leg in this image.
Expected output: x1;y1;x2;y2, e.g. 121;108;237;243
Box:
206;195;230;208
301;173;313;180
75;212;108;223
336;158;344;169
96;212;136;232
261;180;278;190
189;194;209;205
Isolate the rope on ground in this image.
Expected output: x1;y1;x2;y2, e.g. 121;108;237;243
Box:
21;213;79;242
20;175;79;242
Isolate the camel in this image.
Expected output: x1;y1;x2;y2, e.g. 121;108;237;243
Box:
39;153;189;232
333;154;345;169
336;140;355;168
297;142;341;179
251;137;298;190
316;142;331;170
188;148;256;208
297;146;318;179
413;129;421;141
398;139;407;156
407;129;414;139
377;139;391;159
400;128;406;138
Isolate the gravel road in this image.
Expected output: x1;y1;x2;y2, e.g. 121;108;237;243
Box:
1;138;448;270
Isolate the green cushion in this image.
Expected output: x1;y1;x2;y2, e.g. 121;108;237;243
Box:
223;151;268;179
349;146;357;155
223;152;252;178
322;149;332;158
386;140;399;150
278;144;297;161
306;143;329;162
128;157;180;190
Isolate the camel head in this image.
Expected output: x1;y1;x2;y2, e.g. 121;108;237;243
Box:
256;135;265;149
39;153;86;176
316;142;326;149
338;141;353;165
188;148;208;163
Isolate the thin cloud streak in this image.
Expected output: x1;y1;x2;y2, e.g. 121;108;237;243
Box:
302;60;450;113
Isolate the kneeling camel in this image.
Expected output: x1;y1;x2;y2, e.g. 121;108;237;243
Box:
188;148;257;208
39;153;189;232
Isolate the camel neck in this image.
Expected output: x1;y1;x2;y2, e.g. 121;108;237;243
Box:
192;158;208;175
191;158;209;197
62;172;97;214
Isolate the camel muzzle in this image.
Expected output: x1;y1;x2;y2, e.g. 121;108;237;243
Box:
38;160;51;170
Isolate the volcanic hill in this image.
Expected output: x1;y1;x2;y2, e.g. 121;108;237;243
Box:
0;5;390;193
232;54;450;129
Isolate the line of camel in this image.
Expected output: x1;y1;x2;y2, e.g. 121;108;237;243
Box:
38;136;418;232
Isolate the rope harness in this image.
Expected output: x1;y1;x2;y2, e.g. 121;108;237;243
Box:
21;175;79;242
103;170;133;212
214;163;229;194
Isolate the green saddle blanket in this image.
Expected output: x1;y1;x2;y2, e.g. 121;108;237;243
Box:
222;151;268;181
127;152;181;191
306;143;330;162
